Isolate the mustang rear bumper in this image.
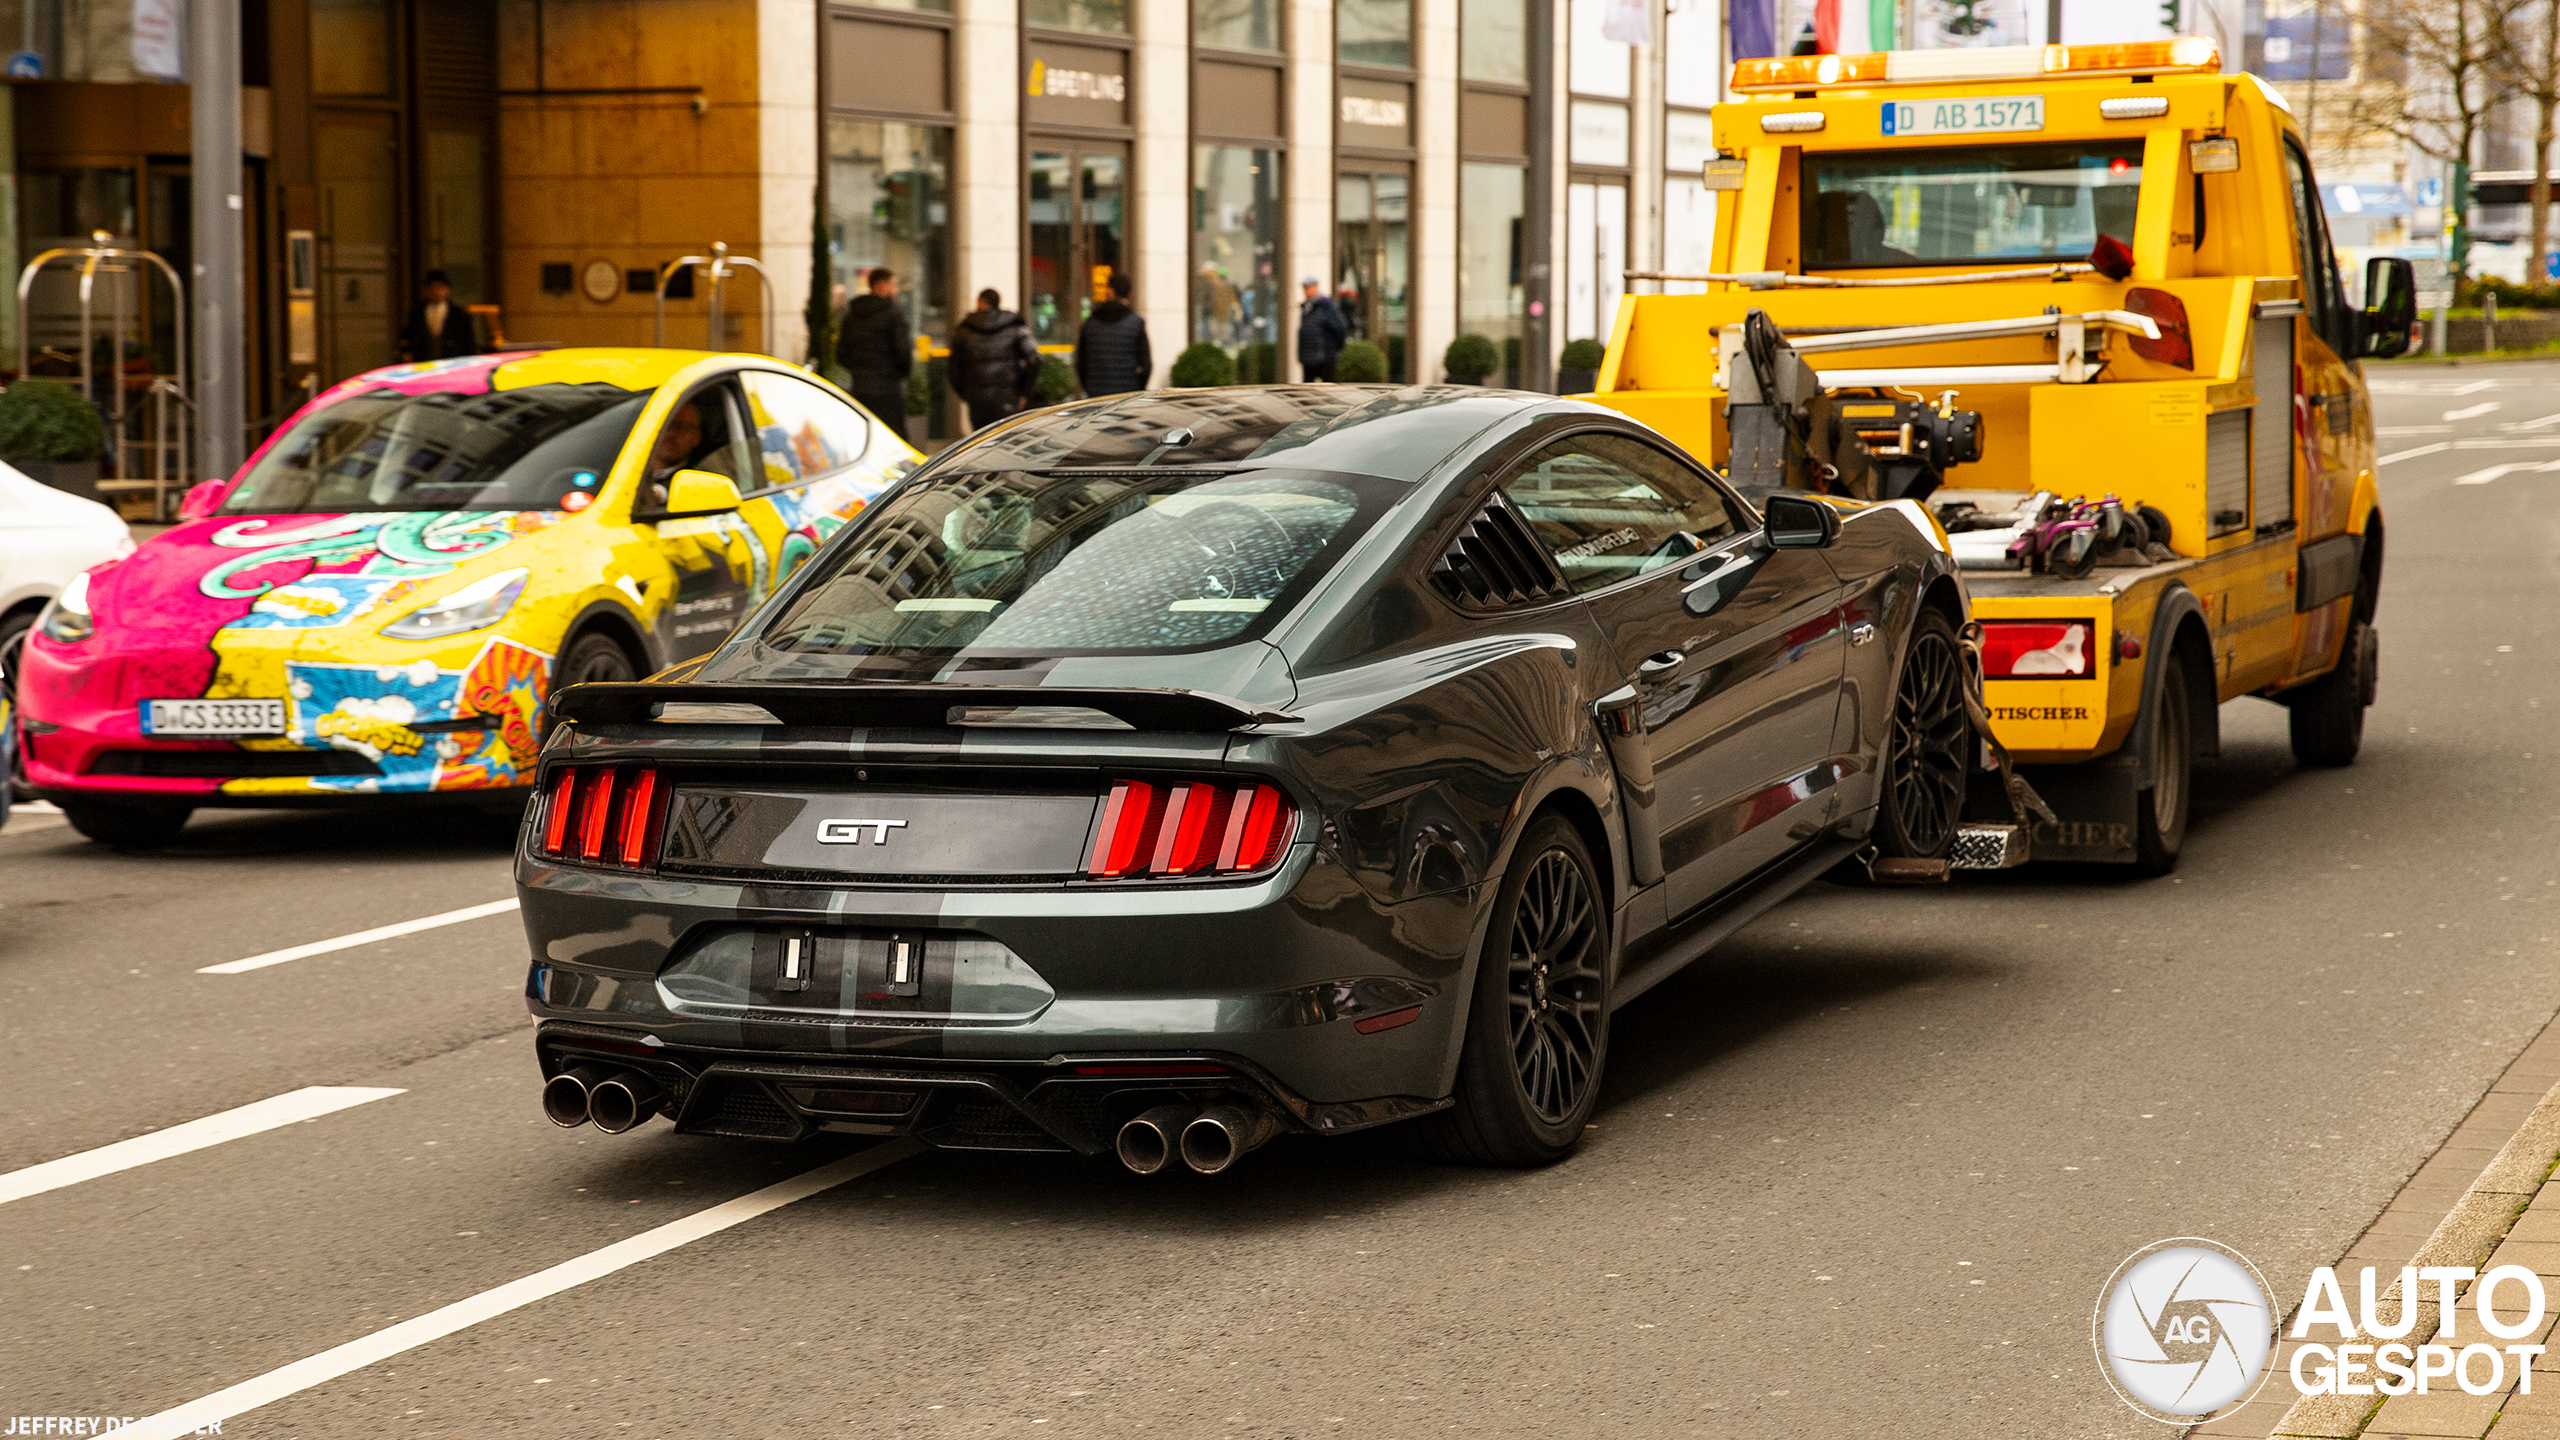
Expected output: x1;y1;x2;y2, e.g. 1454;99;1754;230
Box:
517;845;1486;1145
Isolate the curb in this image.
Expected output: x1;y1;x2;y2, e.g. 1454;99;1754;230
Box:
2196;1027;2560;1439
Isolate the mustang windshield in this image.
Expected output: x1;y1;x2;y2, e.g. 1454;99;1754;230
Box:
758;468;1394;657
1801;141;2143;268
221;382;649;514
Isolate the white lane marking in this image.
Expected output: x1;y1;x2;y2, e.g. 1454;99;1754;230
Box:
2375;424;2454;436
2444;401;2504;422
18;800;61;814
2377;442;2449;466
118;1143;919;1434
2455;379;2501;395
2506;412;2560;430
2455;437;2560;449
2456;458;2560;486
0;1087;404;1206
200;898;520;974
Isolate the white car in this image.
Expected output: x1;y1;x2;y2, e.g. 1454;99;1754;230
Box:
1;463;133;795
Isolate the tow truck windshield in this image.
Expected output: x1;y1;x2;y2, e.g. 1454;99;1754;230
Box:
1802;140;2144;268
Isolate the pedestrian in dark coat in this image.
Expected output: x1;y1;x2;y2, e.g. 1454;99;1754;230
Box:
835;269;913;430
1296;277;1351;382
397;270;479;362
1072;272;1152;397
946;288;1043;430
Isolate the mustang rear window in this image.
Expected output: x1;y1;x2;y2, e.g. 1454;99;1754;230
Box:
755;469;1394;656
222;382;648;514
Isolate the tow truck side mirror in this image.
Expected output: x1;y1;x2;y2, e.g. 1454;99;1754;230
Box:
1761;493;1841;550
2360;257;2418;360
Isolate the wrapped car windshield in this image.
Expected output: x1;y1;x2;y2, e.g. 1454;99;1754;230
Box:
1801;141;2143;268
758;469;1392;656
221;382;650;514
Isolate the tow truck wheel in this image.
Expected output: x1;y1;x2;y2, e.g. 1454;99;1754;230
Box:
57;799;193;848
2133;662;2193;876
1873;609;1970;860
2288;619;2375;768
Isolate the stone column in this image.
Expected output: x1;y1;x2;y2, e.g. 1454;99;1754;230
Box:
757;0;818;362
955;0;1023;321
1133;0;1190;383
1414;0;1459;382
1286;0;1335;382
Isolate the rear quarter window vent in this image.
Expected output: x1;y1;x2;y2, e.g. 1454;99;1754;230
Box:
1431;497;1571;608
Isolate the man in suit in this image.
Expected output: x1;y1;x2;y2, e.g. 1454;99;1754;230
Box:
398;270;479;362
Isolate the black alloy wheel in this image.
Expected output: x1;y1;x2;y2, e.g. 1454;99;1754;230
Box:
1874;609;1970;859
1416;814;1612;1167
1506;846;1608;1125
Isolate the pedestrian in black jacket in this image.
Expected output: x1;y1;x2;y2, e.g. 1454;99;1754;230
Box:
397;270;479;362
1072;272;1151;397
835;269;913;431
947;288;1042;430
1296;277;1350;382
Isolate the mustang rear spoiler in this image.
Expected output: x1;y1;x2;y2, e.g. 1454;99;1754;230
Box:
548;682;1301;732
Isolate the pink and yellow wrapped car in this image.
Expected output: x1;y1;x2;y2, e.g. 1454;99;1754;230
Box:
17;348;917;845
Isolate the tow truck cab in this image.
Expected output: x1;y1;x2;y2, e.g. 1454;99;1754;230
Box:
1585;39;2411;873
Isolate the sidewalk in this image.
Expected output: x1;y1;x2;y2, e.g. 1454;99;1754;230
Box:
2193;1022;2560;1439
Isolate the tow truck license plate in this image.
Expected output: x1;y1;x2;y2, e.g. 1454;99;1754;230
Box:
1882;95;2044;136
141;698;287;736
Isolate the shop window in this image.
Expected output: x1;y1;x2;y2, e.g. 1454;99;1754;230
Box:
1461;0;1526;83
1663;0;1720;108
1192;147;1283;377
826;116;954;350
1460;163;1525;386
1339;0;1411;69
1028;0;1130;36
1567;0;1628;98
1196;0;1281;53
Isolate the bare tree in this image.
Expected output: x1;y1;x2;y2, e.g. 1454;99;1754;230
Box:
2349;0;2527;278
2494;0;2560;282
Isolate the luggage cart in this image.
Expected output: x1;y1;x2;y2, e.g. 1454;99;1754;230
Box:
14;230;192;520
652;242;776;354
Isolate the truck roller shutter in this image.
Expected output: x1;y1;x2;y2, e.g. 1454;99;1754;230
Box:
2206;411;2249;537
2251;309;2297;533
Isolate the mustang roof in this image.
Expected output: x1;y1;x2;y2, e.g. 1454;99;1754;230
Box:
938;384;1549;481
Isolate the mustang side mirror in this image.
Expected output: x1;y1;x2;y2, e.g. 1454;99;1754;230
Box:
177;479;226;521
1761;492;1841;550
646;468;744;521
2361;257;2417;360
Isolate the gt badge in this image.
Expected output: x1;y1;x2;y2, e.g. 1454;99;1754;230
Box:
816;818;908;845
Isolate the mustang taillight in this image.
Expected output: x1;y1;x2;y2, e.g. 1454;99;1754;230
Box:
1087;779;1294;880
535;765;670;868
1980;621;2093;679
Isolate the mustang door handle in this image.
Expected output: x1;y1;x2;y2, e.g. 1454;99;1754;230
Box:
1637;650;1686;678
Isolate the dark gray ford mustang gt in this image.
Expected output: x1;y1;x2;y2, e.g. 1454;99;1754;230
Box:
518;385;1970;1171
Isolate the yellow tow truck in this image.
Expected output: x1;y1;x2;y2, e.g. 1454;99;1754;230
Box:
1588;37;2417;874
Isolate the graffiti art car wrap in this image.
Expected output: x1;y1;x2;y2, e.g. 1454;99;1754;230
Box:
16;348;917;807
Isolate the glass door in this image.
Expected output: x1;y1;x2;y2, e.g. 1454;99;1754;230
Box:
1333;168;1411;381
1026;144;1128;347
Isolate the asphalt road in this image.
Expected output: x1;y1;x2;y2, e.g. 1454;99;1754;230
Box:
3;362;2556;1438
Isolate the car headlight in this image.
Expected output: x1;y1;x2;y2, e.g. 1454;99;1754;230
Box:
382;568;530;640
38;572;94;643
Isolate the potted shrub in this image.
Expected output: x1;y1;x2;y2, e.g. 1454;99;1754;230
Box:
1170;342;1237;387
1443;332;1500;385
1033;355;1076;406
1238;340;1279;384
1336;339;1389;383
0;378;106;501
1556;339;1607;395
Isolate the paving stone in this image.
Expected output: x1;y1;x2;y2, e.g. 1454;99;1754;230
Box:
2364;1385;2505;1437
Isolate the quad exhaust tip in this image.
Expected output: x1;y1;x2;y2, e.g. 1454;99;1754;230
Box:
542;1064;615;1128
588;1073;665;1134
1179;1104;1281;1176
1116;1104;1192;1175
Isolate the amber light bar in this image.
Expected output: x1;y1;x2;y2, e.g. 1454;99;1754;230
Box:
1732;37;2219;93
536;765;669;869
1086;779;1294;880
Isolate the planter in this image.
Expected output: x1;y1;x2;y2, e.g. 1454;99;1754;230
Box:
1556;368;1598;395
9;458;103;503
